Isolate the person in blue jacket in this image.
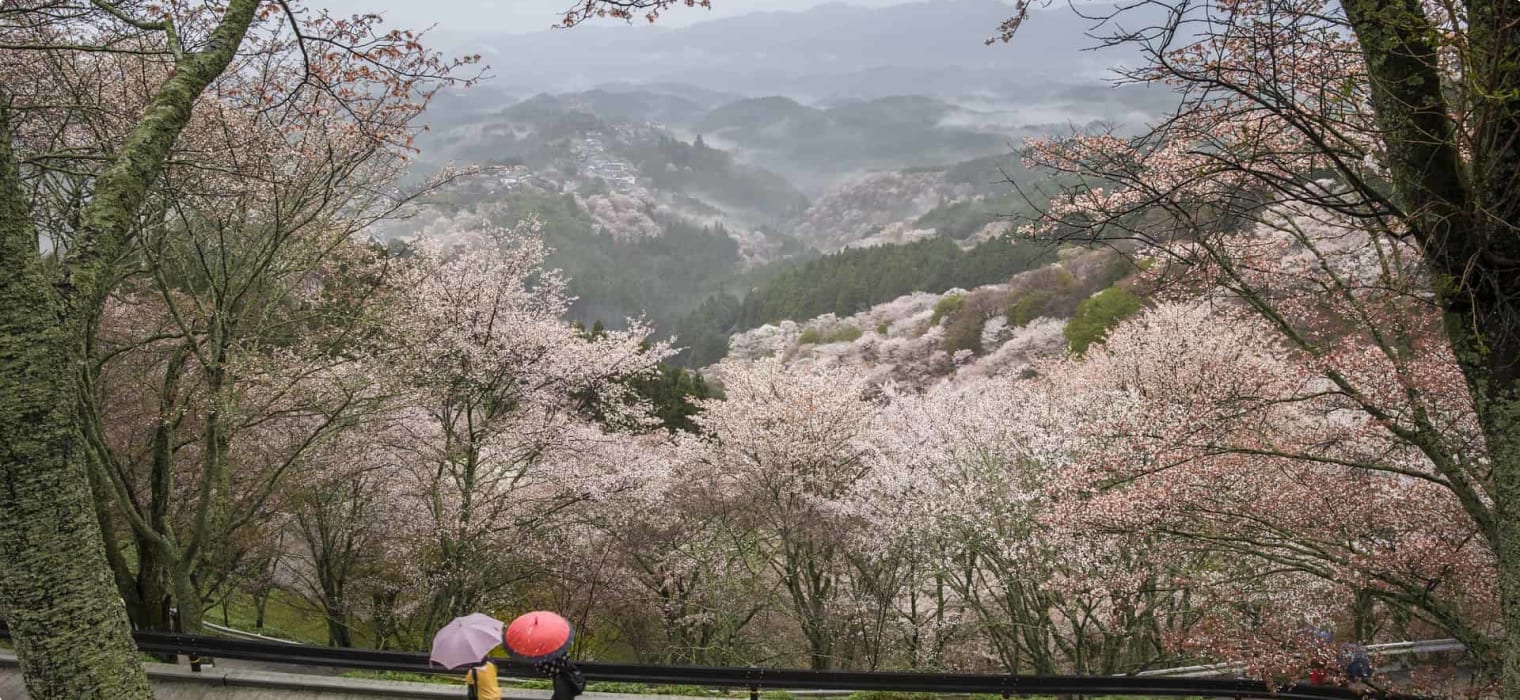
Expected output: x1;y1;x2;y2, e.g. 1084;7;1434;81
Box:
1341;643;1373;683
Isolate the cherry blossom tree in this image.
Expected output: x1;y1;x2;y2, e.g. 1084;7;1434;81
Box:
0;0;698;693
79;125;422;635
0;0;450;691
1024;294;1489;682
574;439;775;664
1021;159;1504;677
559;0;714;26
278;410;424;647
995;0;1519;684
383;223;672;638
859;379;1199;674
680;359;879;669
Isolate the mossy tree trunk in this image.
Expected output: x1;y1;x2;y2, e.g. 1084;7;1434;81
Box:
0;101;156;700
0;1;260;696
1342;0;1520;690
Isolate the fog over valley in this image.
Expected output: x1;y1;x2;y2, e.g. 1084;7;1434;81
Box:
359;0;1167;360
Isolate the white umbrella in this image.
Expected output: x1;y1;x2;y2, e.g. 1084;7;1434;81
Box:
430;613;505;670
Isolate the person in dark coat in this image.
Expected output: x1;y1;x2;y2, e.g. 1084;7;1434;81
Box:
535;653;586;700
1341;643;1373;683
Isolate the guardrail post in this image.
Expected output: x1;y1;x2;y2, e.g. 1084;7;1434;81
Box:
745;666;763;700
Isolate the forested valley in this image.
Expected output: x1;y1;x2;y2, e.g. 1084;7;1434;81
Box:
1;0;1517;698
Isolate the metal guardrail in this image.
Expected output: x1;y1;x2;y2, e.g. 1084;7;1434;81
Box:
1136;639;1467;678
200;621;302;645
0;623;1424;700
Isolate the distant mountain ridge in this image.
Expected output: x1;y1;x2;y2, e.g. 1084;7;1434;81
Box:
417;87;1060;193
447;0;1142;100
410;87;1078;254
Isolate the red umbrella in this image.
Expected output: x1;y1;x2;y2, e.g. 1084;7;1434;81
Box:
504;610;574;662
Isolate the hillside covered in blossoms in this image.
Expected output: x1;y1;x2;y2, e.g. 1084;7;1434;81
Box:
0;0;1516;699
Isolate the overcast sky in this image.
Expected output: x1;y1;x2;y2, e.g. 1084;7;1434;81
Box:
308;0;923;35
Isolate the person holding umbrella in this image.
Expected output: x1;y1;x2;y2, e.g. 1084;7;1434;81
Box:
505;611;585;700
465;655;502;700
431;613;505;700
536;653;586;700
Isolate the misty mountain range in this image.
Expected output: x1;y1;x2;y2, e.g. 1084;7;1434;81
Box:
391;0;1176;340
433;0;1153;102
420;83;1166;192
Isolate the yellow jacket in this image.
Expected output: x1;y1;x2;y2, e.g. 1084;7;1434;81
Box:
466;660;501;700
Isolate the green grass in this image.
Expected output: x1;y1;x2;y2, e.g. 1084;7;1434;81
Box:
210;590;333;645
209;588;396;648
657;685;732;696
847;692;940;700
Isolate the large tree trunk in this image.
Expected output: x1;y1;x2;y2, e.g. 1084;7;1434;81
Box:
782;553;836;670
1454;285;1520;692
0;106;153;700
0;1;259;693
1493;415;1520;697
1343;0;1520;691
